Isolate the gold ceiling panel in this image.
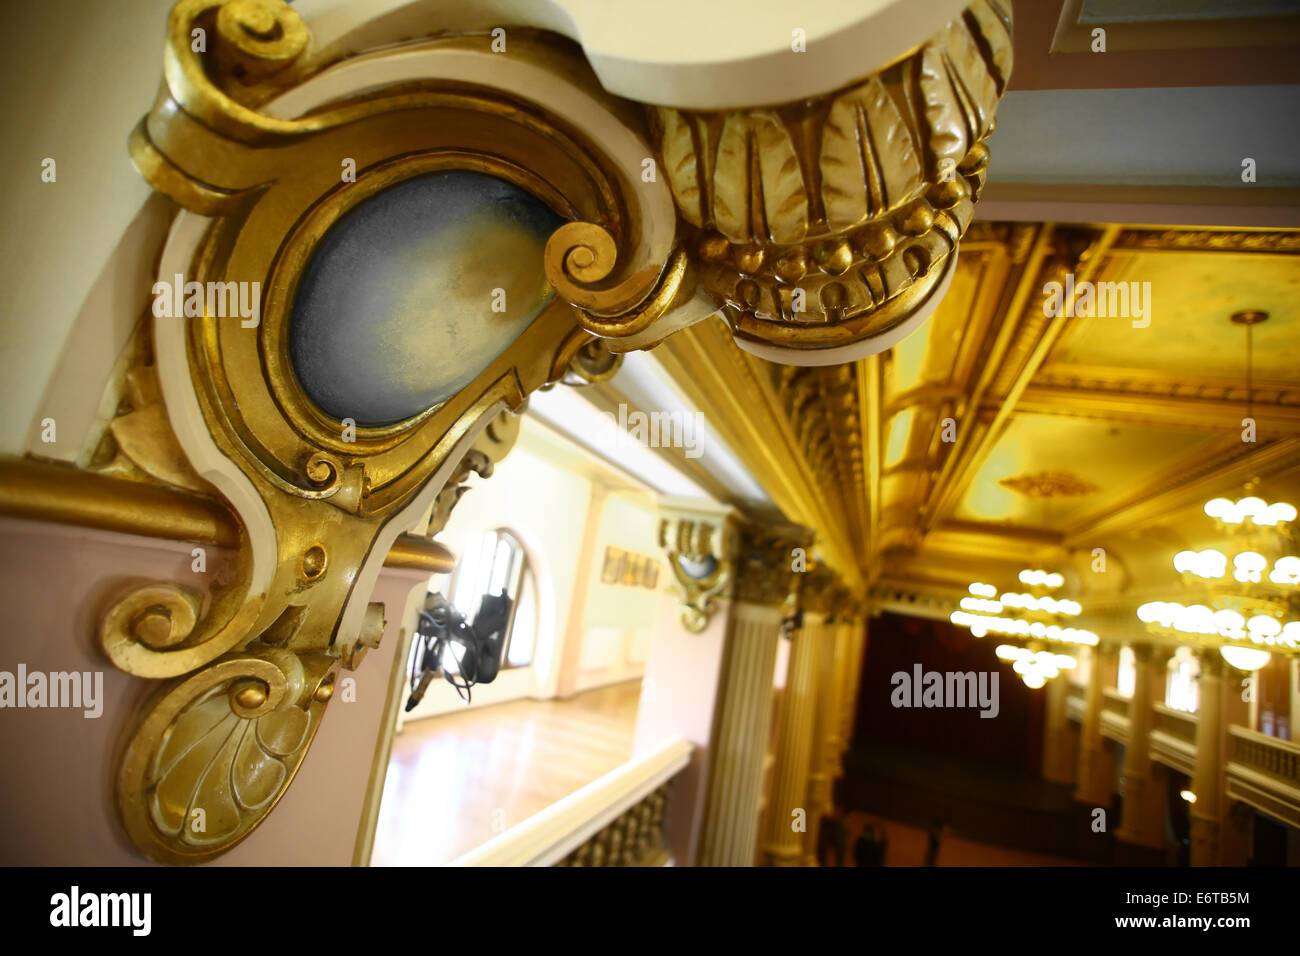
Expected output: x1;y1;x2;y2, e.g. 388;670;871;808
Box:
674;221;1300;611
1048;248;1300;383
952;414;1221;530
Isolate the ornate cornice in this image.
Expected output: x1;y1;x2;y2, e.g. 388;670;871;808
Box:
652;320;864;590
771;363;867;551
1112;229;1300;254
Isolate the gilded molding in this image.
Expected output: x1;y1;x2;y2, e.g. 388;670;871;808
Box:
1113;229;1300;254
554;335;624;388
0;456;455;575
771;364;866;553
648;0;1012;359
426;409;522;537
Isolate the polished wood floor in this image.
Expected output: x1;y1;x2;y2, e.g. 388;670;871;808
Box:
371;680;642;866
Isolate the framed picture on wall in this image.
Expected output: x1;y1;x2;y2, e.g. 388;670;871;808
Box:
601;546;624;584
622;553;643;586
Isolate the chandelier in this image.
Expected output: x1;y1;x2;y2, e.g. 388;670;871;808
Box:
1137;491;1300;671
1135;311;1299;672
951;568;1099;688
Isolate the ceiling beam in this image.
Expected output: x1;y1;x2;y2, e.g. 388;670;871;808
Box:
1016;384;1300;435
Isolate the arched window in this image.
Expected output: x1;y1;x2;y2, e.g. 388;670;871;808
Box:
444;528;537;670
1117;646;1136;698
1166;646;1200;713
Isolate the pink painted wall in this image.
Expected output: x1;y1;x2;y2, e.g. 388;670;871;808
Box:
0;516;421;866
632;590;730;866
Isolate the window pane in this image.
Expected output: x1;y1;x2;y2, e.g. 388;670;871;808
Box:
507;570;537;667
488;533;517;596
452;530;496;614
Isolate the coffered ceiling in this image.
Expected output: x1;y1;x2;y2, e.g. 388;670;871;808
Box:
641;221;1300;621
533;1;1300;616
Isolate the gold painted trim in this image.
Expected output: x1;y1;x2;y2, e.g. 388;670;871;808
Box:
0;455;238;547
0;456;455;574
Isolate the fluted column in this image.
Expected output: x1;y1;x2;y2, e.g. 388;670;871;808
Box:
1117;642;1164;848
696;522;807;866
1042;671;1077;785
803;609;845;865
840;616;869;756
1075;641;1118;807
830;617;859;777
697;601;783;866
761;609;826;866
1190;649;1226;866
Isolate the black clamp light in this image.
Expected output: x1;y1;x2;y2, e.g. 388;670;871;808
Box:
405;590;513;709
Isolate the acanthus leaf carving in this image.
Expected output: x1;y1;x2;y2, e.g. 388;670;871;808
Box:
821;76;924;232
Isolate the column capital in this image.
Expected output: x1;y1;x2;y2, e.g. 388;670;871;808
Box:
733;521;813;609
1195;645;1227;678
657;498;741;633
799;560;842;617
1128;640;1156;663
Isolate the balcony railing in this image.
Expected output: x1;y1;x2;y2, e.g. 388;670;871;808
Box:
1065;684;1085;723
1099;688;1131;744
451;737;692;867
1226;726;1300;830
1150;702;1198;775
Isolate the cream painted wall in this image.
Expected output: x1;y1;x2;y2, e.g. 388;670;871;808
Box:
574;492;660;692
396;420;664;725
397;432;592;724
0;1;174;458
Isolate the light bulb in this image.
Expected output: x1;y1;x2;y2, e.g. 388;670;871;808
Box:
1204;497;1235;521
1220;645;1271;671
1269;556;1300;585
1246;615;1281;641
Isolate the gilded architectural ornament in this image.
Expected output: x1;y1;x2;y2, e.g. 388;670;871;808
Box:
659;508;739;633
771;364;865;546
799;561;843;618
110;0;689;863
105;0;1006;863
648;0;1013;364
998;471;1102;499
556;336;624;387
426;408;521;537
733;523;814;609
